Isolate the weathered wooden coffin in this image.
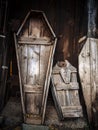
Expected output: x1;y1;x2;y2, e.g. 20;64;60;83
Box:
51;60;83;119
79;38;98;122
14;10;57;124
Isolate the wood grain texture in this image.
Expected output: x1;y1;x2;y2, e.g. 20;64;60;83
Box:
14;10;57;124
51;60;83;119
79;38;98;122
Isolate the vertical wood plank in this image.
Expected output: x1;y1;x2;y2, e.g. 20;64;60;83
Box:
27;45;40;85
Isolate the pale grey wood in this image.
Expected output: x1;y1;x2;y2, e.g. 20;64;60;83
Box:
18;37;52;45
55;82;79;90
21;45;27;84
51;60;83;119
51;78;64;119
27;45;40;85
61;106;83;117
39;46;51;86
24;84;43;93
14;10;57;124
79;38;98;122
79;38;91;121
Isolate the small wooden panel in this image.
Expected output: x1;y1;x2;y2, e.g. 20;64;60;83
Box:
51;60;83;119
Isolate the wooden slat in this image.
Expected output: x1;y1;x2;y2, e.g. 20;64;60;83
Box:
69;91;81;106
51;80;64;119
55;82;79;90
39;45;51;86
21;45;27;84
41;39;57;123
25;114;42;125
27;45;40;85
61;106;83;117
24;84;43;93
18;37;52;45
57;90;66;106
25;93;42;114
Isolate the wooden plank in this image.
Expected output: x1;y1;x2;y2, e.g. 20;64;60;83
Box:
51;79;63;119
41;39;57;123
90;38;97;102
25;115;42;125
21;45;27;84
65;90;70;106
57;90;66;106
54;82;79;90
79;38;98;122
39;45;51;86
24;84;43;93
17;11;31;36
69;90;81;106
27;45;40;85
25;93;42;115
61;106;83;117
18;37;52;45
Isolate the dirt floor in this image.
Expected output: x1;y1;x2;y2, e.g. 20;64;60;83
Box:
0;96;89;130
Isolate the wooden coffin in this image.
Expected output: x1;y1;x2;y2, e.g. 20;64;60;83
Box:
51;60;83;120
79;38;98;122
14;10;57;124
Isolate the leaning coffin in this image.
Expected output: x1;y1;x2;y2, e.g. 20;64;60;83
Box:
51;60;83;119
79;38;98;122
14;10;57;124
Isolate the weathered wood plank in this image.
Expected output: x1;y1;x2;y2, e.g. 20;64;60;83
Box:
21;45;27;84
27;45;40;85
39;46;51;86
24;84;43;93
25;93;42;114
53;82;79;90
61;106;83;117
18;37;52;45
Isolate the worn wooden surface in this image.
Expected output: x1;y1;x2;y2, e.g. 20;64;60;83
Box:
14;10;57;124
51;60;83;120
79;38;98;122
